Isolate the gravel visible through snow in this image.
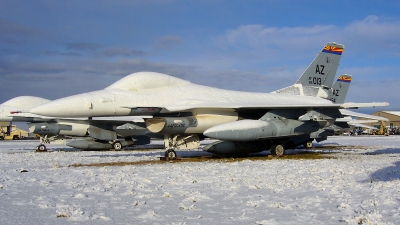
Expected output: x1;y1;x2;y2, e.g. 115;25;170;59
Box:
1;136;400;224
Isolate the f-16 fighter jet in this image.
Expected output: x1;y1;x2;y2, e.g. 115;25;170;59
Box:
30;42;388;157
0;96;149;151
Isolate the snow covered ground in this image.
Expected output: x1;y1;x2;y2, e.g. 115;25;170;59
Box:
1;136;400;225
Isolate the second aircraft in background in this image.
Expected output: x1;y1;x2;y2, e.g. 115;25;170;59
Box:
0;96;149;151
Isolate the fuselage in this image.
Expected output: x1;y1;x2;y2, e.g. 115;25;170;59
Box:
30;72;335;118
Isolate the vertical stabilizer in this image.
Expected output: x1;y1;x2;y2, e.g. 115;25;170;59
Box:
329;74;352;104
296;42;344;88
274;42;344;98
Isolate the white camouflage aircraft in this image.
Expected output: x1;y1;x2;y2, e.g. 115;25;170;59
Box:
0;96;149;151
30;42;389;157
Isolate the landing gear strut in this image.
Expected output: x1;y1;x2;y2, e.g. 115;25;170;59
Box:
163;134;200;159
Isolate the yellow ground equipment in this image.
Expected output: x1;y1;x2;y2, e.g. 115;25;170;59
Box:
0;125;29;140
371;121;389;136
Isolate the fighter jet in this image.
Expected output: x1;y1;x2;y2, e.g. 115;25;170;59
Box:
336;109;389;132
30;117;149;151
30;42;389;157
0;96;149;151
0;96;51;122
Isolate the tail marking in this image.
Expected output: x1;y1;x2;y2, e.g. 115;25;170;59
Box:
322;45;343;55
337;75;352;83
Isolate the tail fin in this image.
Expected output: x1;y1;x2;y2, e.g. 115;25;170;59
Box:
329;74;352;104
274;42;344;98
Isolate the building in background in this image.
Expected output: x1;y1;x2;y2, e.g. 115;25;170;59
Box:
357;111;400;135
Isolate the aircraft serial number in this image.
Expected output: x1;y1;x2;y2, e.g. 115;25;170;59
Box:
309;77;322;85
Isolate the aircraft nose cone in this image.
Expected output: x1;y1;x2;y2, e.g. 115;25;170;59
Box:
30;103;54;117
30;93;96;117
30;99;75;117
0;113;12;122
0;106;12;122
31;90;129;118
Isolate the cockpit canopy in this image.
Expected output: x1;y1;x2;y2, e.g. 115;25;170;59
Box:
106;72;190;91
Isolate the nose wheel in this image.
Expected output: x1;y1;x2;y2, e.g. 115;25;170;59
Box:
165;149;177;158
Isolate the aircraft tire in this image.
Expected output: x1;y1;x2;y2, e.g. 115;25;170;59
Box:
37;144;47;152
165;149;177;158
270;144;285;156
113;141;122;150
305;141;313;149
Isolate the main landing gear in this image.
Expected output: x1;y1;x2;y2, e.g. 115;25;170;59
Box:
304;141;313;149
270;144;285;156
112;141;122;150
163;134;200;159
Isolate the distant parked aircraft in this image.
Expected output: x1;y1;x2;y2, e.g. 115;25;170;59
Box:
0;96;149;151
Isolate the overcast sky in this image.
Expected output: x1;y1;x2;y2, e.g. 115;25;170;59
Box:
1;0;400;113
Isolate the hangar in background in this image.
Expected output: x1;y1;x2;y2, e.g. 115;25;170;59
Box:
370;111;400;127
354;111;400;135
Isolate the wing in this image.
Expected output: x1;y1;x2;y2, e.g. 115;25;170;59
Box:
121;102;389;113
339;109;389;121
347;122;379;130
